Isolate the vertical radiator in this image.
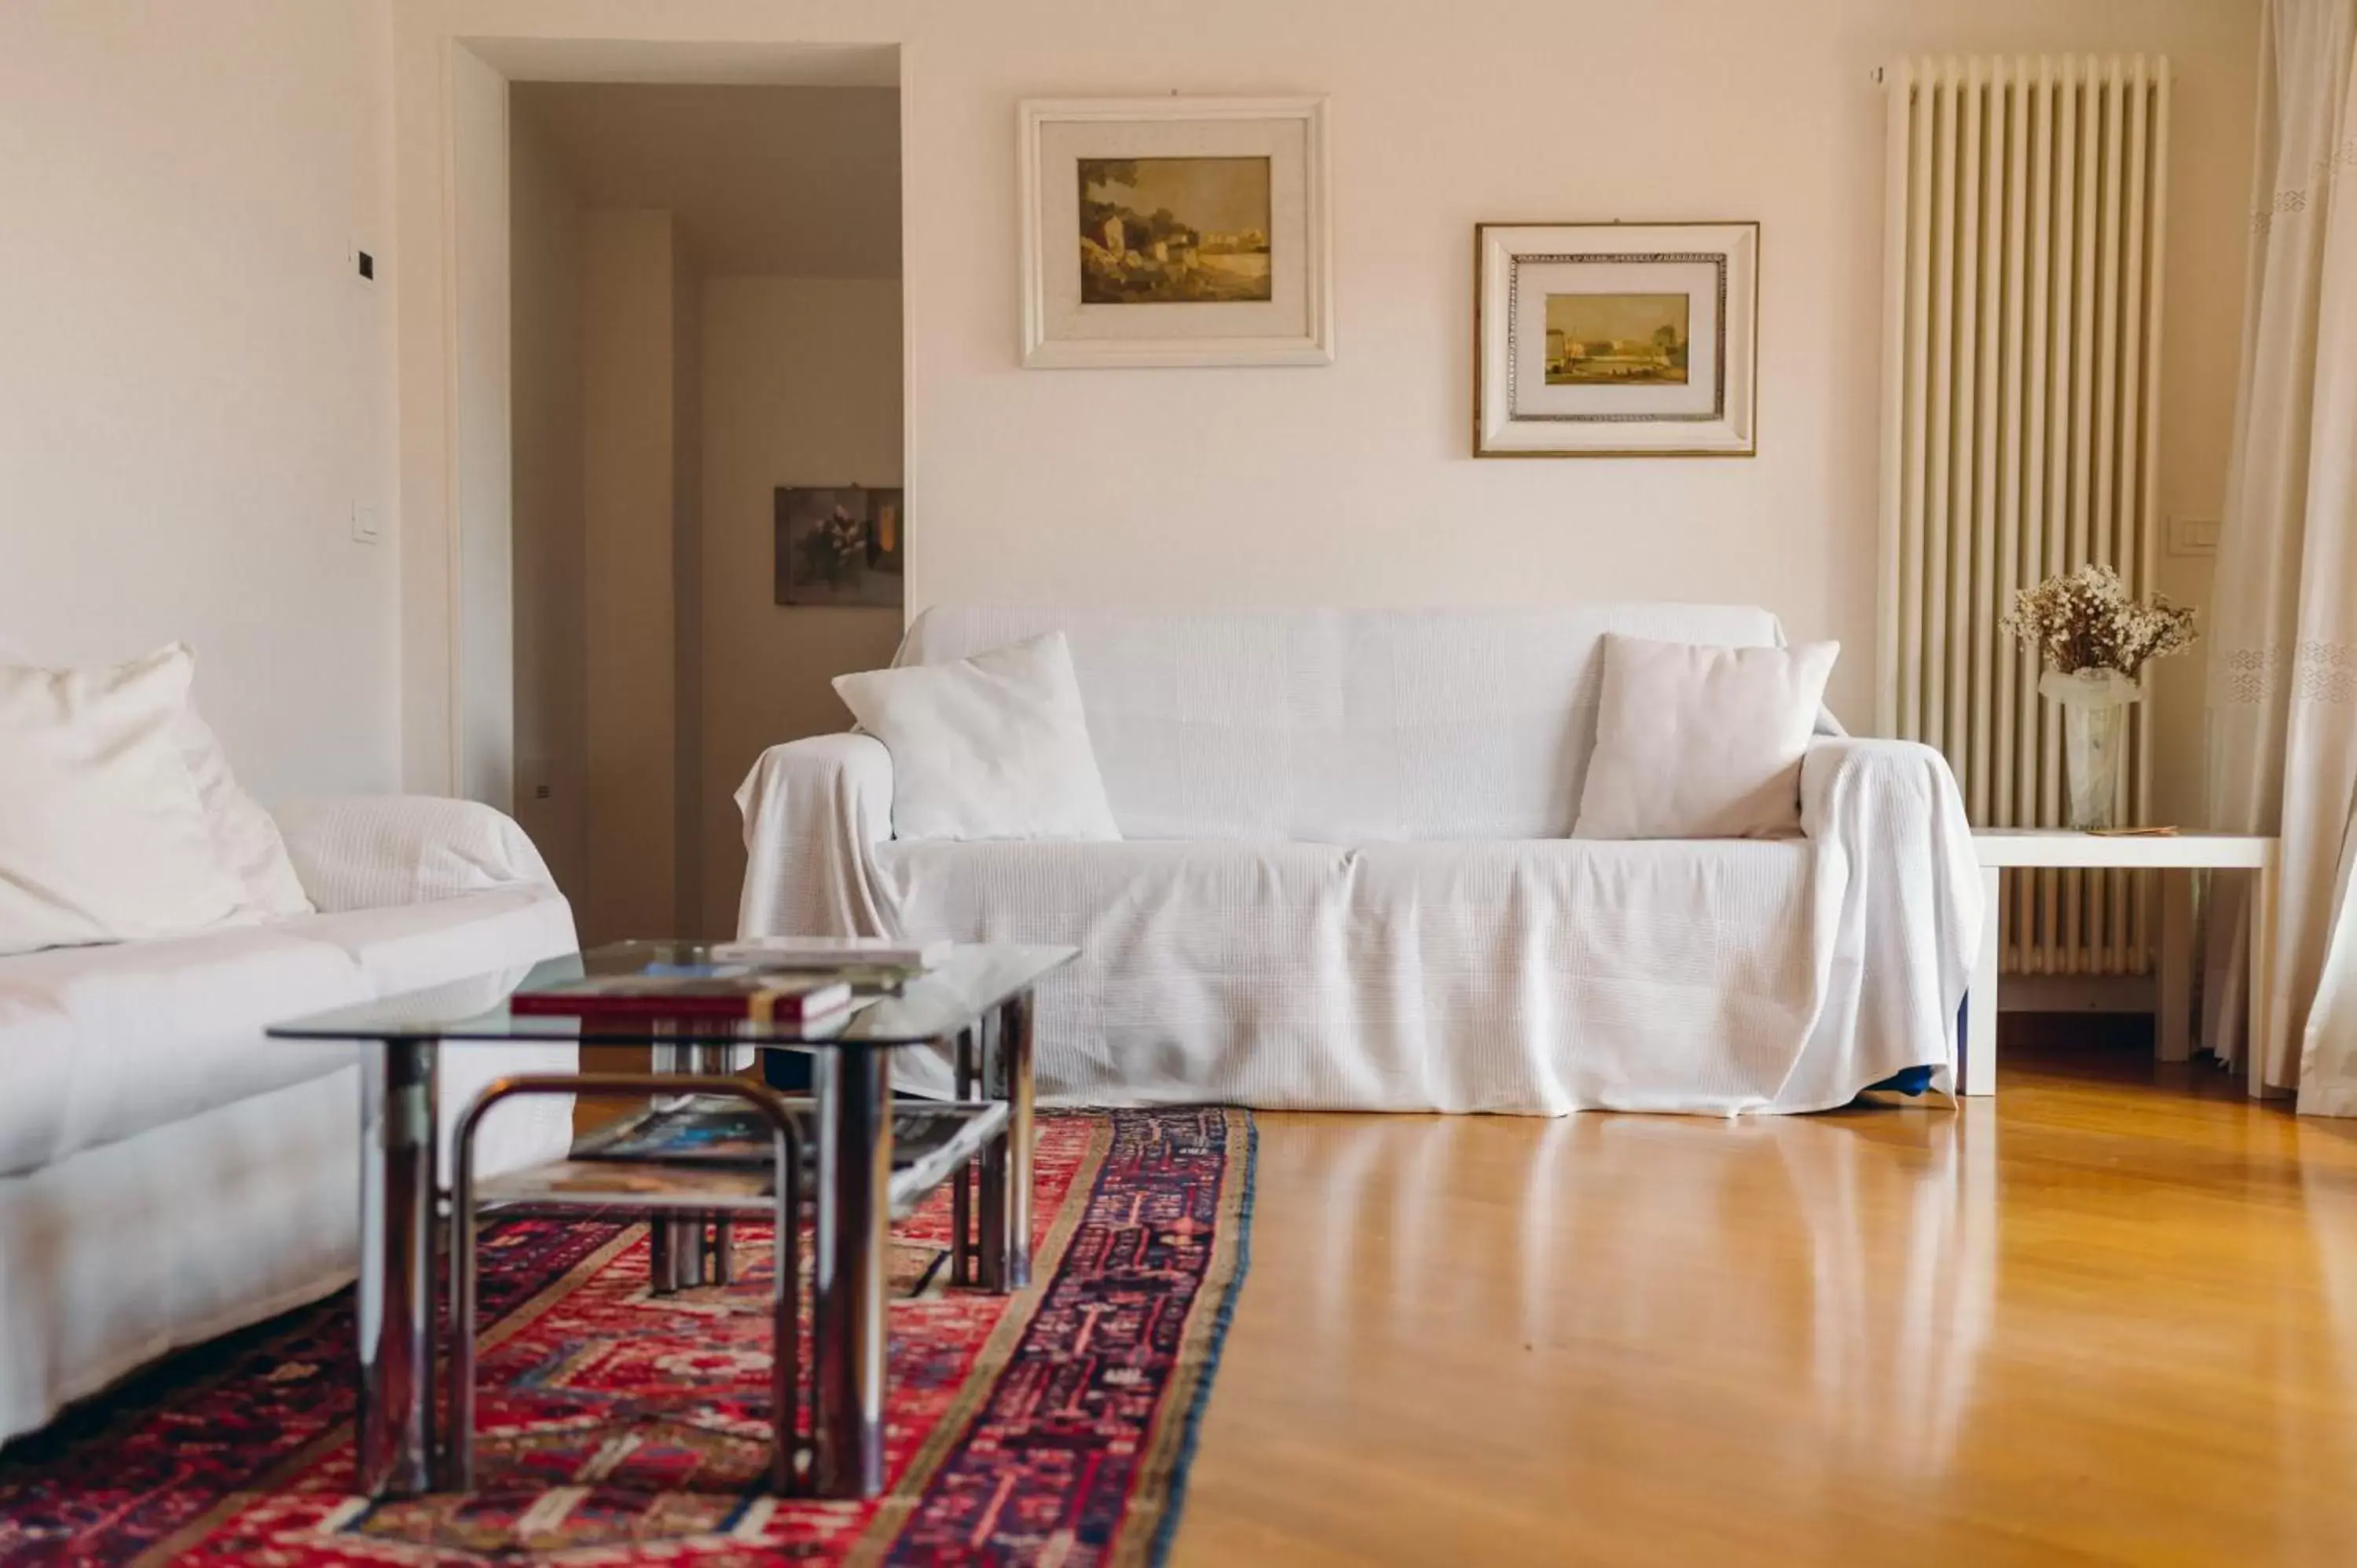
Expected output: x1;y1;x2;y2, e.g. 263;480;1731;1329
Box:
1877;55;2172;977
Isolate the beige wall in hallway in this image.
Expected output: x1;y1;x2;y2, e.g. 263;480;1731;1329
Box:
671;235;707;936
508;100;589;899
698;276;906;937
581;209;687;945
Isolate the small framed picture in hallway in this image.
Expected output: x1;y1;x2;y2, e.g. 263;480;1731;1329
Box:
773;486;905;608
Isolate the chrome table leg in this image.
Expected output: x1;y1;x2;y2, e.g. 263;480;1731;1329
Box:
951;1025;977;1288
812;1048;891;1498
356;1037;438;1499
692;1043;733;1285
649;1215;677;1292
647;1044;733;1293
980;992;1036;1292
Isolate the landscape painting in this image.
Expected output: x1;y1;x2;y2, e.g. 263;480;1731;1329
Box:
774;486;904;609
1544;292;1690;385
1078;156;1273;304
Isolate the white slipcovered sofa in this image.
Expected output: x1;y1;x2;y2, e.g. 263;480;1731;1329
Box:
738;604;1982;1117
0;797;576;1446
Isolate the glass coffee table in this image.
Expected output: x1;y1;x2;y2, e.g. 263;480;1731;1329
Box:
268;940;1076;1502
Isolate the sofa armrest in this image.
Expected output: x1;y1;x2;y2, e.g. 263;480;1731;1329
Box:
734;733;896;940
270;795;558;914
1798;735;1984;994
1799;738;1965;838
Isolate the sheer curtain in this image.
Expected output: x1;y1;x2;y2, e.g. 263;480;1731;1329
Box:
2201;0;2357;1108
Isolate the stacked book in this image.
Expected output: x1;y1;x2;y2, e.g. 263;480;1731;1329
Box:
510;937;952;1024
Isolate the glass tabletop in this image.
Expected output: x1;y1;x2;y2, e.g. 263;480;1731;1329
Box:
265;940;1077;1049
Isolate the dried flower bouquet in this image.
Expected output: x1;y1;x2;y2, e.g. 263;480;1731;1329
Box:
2000;563;2199;828
2001;562;2199;686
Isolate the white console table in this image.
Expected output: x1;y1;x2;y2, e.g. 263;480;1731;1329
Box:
1966;830;2279;1097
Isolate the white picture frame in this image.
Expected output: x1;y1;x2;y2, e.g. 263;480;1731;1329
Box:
1019;96;1333;369
1475;222;1759;456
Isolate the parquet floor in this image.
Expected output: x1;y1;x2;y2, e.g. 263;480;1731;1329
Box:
1171;1020;2357;1566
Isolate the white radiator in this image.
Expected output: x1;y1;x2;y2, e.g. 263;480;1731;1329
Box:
1876;55;2172;977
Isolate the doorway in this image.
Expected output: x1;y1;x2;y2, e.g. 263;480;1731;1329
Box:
447;42;907;947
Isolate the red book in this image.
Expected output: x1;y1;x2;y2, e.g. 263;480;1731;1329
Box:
510;972;852;1024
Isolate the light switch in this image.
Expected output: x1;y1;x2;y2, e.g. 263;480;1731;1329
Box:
2167;516;2219;557
351;503;383;544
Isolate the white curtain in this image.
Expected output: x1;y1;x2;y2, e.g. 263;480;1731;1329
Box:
2202;0;2357;1108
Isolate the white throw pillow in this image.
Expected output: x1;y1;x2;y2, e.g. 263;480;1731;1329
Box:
176;706;316;918
833;632;1121;843
0;644;256;955
1572;633;1840;840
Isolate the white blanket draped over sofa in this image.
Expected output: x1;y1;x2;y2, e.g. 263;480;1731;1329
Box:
0;796;577;1445
738;605;1981;1116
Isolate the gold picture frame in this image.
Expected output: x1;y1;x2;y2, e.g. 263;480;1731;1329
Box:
1474;221;1759;457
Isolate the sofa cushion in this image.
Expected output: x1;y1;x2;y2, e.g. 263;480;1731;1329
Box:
279;887;576;999
0;926;364;1176
0;886;577;1178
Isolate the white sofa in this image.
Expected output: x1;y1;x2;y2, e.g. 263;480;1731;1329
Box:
0;796;577;1446
739;604;1982;1116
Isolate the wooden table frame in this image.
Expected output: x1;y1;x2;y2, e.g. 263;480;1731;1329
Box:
1966;831;2279;1098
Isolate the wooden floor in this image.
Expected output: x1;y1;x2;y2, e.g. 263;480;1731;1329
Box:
1169;1021;2357;1566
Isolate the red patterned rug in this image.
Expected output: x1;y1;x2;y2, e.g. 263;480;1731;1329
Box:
0;1107;1252;1566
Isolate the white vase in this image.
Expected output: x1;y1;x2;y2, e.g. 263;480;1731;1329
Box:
2040;669;2141;830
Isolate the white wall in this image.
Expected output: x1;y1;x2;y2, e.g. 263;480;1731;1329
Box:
509;95;589;896
395;0;2257;807
580;210;687;945
452;45;516;813
1;0;398;798
671;238;706;935
700;277;907;936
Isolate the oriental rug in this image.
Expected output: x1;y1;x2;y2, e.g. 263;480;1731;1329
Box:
0;1108;1252;1567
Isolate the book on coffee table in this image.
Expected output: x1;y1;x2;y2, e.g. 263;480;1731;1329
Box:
510;971;852;1023
711;936;952;971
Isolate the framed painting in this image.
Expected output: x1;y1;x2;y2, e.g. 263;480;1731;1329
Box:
1020;97;1332;368
773;486;904;608
1474;222;1758;456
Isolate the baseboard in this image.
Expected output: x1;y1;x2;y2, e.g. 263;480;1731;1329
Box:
1997;973;2157;1013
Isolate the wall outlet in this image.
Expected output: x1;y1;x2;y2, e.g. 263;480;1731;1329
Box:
350;244;378;288
2167;516;2219;557
350;502;383;544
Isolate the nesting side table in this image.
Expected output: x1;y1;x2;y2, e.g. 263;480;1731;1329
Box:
1966;830;2279;1097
